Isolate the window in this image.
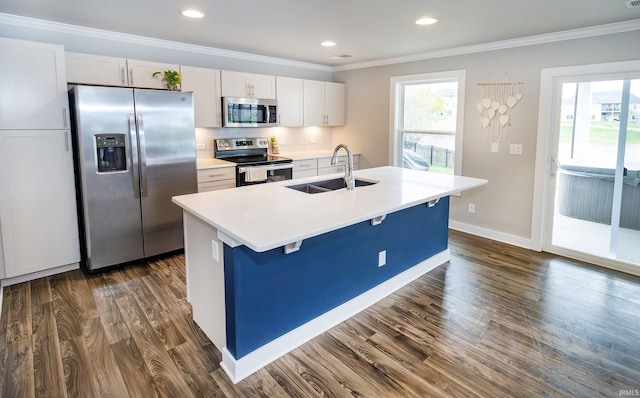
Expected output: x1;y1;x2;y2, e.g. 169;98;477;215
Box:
390;70;465;175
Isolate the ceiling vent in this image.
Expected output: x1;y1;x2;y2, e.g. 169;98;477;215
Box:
625;0;640;8
329;54;352;60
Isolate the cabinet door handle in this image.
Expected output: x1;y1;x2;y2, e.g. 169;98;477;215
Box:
62;108;67;128
64;131;69;152
129;69;134;86
121;67;126;85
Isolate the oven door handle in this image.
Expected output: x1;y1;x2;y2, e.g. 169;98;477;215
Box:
238;163;293;173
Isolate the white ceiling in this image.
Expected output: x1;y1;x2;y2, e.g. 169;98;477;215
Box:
1;0;640;67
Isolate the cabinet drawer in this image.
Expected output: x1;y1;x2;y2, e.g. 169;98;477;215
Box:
197;167;235;183
293;159;317;171
293;169;317;179
317;155;359;168
198;180;236;192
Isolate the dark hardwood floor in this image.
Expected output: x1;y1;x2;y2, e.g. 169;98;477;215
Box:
1;230;639;397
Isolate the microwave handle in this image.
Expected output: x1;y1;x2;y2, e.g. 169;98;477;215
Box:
269;105;278;125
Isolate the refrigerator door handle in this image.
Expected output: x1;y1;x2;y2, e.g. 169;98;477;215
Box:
138;113;149;198
129;113;141;198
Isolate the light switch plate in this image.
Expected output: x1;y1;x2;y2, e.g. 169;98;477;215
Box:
510;144;523;155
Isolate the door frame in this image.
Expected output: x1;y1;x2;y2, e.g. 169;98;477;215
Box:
531;60;640;276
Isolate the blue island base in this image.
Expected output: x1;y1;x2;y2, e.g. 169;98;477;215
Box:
221;197;450;382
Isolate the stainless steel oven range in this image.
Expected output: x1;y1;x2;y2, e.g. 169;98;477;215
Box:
214;138;293;186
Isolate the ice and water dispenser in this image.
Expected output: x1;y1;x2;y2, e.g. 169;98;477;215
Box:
95;133;127;172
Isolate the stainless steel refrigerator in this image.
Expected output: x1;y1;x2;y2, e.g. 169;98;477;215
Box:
69;85;197;272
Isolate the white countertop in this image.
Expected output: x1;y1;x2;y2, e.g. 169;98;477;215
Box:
173;166;487;253
197;158;235;169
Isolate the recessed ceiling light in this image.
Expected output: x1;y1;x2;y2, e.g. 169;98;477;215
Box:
415;17;438;25
182;9;204;18
321;41;337;47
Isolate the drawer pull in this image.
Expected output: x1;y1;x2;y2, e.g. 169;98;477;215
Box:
209;173;226;178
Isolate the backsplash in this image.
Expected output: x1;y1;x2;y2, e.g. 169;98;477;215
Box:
195;127;333;158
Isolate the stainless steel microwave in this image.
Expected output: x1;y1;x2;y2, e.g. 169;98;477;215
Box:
222;97;278;127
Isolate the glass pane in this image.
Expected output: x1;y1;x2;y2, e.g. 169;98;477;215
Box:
553;79;640;267
401;132;455;174
403;81;457;132
617;79;640;265
553;81;620;258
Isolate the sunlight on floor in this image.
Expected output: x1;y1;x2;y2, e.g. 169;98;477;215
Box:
553;212;640;266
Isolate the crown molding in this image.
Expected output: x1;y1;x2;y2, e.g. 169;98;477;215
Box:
332;19;640;72
0;13;333;72
2;13;638;74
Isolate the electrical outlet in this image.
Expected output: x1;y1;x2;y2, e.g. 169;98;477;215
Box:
468;203;476;214
491;142;499;153
309;137;317;144
378;250;386;267
196;143;206;150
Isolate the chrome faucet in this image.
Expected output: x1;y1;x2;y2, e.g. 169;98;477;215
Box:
331;144;355;190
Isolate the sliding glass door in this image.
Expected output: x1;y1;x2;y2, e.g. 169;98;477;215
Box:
548;78;640;267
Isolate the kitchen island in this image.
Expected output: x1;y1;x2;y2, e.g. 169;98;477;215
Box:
172;166;487;383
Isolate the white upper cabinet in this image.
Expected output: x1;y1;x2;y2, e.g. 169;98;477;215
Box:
324;81;345;126
65;52;180;90
0;38;69;130
303;80;345;127
181;66;222;128
276;77;303;127
127;59;181;90
221;70;276;99
66;52;129;86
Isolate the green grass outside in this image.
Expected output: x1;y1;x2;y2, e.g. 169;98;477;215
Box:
559;121;640;143
429;165;454;174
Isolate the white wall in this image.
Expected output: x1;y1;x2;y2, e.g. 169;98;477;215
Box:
334;30;640;244
195;127;333;158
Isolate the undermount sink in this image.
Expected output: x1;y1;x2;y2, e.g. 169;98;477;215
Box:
286;178;378;194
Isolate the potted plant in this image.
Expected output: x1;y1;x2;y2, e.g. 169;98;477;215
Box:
152;69;182;91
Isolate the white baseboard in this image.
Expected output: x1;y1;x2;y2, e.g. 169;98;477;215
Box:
220;249;451;383
449;220;532;249
0;263;80;287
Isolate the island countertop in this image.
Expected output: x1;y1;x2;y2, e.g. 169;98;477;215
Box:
172;166;487;253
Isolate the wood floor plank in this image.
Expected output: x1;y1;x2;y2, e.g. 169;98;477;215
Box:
60;335;100;398
168;341;223;397
3;284;34;398
32;302;66;398
115;294;193;398
2;232;640;397
111;337;161;398
83;316;130;398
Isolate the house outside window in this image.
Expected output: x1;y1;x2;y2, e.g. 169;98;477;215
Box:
390;70;465;175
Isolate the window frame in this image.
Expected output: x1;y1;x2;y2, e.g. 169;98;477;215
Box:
389;70;466;175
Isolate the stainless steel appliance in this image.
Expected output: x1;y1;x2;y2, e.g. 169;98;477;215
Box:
69;85;197;272
215;138;293;186
222;97;278;127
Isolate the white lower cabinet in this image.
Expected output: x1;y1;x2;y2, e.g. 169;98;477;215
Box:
317;154;359;175
198;167;236;192
293;159;318;179
0;130;80;278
